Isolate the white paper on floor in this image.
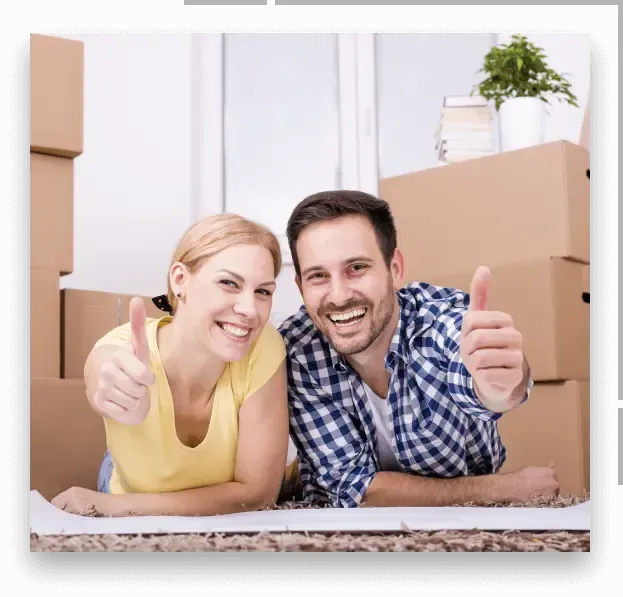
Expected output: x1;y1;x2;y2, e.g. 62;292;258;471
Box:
29;490;590;536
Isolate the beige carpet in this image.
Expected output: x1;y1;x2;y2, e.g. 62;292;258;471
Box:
30;493;589;552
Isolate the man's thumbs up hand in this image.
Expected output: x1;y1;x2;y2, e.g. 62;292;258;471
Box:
468;266;491;312
460;266;526;412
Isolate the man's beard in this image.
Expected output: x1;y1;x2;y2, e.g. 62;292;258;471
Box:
313;282;396;357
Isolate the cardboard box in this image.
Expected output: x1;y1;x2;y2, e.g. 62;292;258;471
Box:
498;381;589;497
380;141;589;281
31;152;73;275
427;258;589;381
30;378;106;501
31;269;60;378
30;33;84;158
62;289;166;379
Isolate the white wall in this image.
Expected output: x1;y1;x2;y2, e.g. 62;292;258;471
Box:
57;33;195;299
376;33;498;179
221;34;342;326
49;33;589;322
223;33;340;237
496;33;590;145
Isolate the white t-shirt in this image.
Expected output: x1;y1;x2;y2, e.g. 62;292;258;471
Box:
362;382;401;471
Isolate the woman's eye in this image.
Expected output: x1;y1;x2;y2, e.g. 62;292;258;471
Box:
220;280;238;289
256;289;273;297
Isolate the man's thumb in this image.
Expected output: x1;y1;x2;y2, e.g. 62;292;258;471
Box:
468;266;491;312
129;297;149;364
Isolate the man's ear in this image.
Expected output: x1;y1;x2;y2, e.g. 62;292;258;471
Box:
390;248;405;289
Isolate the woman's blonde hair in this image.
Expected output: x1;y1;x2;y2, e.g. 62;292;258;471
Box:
167;214;282;313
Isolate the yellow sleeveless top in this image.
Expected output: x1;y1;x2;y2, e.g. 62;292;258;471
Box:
93;316;287;495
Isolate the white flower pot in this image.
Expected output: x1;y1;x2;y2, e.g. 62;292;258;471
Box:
498;97;546;152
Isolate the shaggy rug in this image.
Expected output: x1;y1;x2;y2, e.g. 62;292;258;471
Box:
30;494;590;552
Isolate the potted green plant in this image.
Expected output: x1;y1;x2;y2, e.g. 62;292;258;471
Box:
472;34;579;151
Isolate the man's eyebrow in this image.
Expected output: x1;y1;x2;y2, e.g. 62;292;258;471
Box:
215;269;276;287
300;265;324;278
301;256;374;277
345;256;374;265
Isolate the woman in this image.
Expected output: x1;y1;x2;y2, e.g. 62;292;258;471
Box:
51;214;297;517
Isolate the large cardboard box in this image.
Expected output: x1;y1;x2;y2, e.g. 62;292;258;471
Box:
30;33;84;158
427;258;589;381
30;378;106;501
380;141;589;281
498;381;589;497
31;269;60;378
62;289;166;379
31;152;74;275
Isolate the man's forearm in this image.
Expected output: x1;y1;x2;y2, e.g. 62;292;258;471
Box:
362;470;513;507
107;482;274;517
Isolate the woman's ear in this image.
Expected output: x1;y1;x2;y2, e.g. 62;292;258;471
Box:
169;262;189;296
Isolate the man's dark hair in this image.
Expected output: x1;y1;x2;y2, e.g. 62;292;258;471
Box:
286;190;398;278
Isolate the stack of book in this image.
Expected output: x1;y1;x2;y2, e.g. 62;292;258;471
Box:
435;95;496;165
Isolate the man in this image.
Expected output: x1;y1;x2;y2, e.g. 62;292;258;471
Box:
278;190;559;508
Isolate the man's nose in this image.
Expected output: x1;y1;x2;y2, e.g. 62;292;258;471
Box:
327;278;354;307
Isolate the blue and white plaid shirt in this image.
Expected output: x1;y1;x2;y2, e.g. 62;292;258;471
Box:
278;282;532;508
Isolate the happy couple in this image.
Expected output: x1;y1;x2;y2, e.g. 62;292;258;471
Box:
51;190;559;517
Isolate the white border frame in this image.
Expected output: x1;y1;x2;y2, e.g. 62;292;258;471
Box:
355;33;380;198
337;33;360;192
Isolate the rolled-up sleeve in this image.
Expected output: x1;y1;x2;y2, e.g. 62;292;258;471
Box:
433;307;504;421
287;358;377;508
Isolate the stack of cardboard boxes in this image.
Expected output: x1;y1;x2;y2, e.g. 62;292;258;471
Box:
380;140;590;496
30;34;162;500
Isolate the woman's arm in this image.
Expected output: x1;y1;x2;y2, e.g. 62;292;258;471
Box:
104;359;289;517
